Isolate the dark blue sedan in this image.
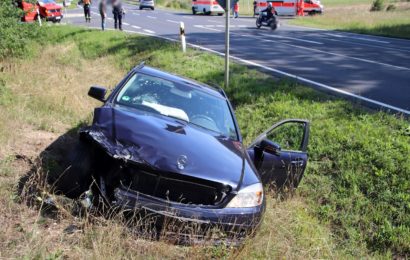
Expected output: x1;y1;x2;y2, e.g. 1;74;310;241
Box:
59;63;310;242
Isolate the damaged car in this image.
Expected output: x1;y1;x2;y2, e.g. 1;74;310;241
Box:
56;63;310;241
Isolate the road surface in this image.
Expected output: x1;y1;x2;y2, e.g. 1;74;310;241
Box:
63;4;410;114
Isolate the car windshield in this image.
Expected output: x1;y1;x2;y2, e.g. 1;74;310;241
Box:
115;73;238;140
41;0;55;3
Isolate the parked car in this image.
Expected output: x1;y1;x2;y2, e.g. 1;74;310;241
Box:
37;0;63;22
139;0;154;10
57;64;310;242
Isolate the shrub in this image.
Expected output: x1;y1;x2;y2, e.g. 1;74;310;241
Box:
386;4;396;11
370;0;385;11
0;0;40;59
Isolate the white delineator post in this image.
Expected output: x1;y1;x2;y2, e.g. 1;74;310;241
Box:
37;8;42;26
180;22;186;53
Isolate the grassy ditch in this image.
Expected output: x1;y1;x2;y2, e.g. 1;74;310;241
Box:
290;0;410;39
0;26;409;258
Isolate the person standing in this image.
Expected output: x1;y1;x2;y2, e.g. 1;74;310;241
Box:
112;0;123;30
99;0;107;30
253;0;257;17
233;2;239;18
83;0;91;22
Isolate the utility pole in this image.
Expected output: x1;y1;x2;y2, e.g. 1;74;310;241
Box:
224;0;230;88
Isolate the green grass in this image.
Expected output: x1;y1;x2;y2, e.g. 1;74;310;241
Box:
290;0;410;39
0;25;409;258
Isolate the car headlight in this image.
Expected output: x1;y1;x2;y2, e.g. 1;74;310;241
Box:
226;183;263;208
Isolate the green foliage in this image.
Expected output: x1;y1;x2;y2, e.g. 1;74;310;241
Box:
0;0;41;59
370;0;385;11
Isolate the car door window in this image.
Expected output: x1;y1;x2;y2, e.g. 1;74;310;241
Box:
266;122;305;152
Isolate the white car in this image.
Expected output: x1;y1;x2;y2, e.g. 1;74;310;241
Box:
140;0;154;10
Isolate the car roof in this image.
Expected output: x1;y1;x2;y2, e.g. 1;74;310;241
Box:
134;65;226;99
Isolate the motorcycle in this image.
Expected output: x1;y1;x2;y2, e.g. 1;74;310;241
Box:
256;12;279;30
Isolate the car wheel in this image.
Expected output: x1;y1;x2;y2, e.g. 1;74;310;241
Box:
139;6;142;10
54;140;94;198
217;13;223;16
192;7;196;15
151;7;154;10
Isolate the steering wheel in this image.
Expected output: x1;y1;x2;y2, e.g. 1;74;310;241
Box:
190;114;219;132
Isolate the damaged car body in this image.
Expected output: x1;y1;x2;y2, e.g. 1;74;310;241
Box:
57;64;310;241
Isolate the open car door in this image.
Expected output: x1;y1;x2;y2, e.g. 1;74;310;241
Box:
247;119;310;190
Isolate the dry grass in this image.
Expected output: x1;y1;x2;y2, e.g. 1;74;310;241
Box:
0;43;346;259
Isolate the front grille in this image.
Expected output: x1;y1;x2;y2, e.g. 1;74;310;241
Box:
121;167;230;206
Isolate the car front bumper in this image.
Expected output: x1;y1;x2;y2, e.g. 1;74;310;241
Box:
45;15;63;21
113;187;265;242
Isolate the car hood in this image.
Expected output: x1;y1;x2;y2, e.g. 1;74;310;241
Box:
86;106;251;190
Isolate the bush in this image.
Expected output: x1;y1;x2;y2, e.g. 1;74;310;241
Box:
386;4;396;11
370;0;385;11
0;0;40;59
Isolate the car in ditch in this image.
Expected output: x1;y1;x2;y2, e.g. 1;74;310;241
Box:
58;63;310;241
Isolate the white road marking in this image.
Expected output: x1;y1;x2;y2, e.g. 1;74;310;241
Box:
84;26;410;115
267;34;323;45
132;25;141;29
147;16;157;19
166;19;180;24
64;13;83;18
143;29;155;34
133;12;140;15
205;25;215;27
237;25;248;28
326;33;390;44
238;33;410;71
107;17;113;20
123;22;130;26
321;35;410;53
194;25;222;32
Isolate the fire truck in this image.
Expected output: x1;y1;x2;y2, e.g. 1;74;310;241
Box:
256;0;323;16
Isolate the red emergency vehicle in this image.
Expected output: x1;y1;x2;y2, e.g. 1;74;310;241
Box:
256;0;323;16
191;0;225;15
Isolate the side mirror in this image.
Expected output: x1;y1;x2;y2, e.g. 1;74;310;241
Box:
88;86;107;102
259;139;281;155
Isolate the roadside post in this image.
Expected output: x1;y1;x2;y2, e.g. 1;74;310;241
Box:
180;22;186;53
216;0;231;88
37;8;42;26
224;0;230;88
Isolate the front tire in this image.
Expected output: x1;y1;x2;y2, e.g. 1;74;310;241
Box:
256;18;262;28
270;16;277;30
192;7;196;15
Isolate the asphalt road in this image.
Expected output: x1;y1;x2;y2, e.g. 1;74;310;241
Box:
64;4;410;114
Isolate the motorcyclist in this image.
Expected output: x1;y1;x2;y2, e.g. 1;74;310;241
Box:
261;2;274;21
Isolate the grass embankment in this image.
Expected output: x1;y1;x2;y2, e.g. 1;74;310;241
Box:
0;26;409;258
290;0;410;39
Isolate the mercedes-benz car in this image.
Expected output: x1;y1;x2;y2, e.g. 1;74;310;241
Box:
57;63;310;241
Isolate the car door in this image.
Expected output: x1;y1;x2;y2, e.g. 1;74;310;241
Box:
247;119;310;190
